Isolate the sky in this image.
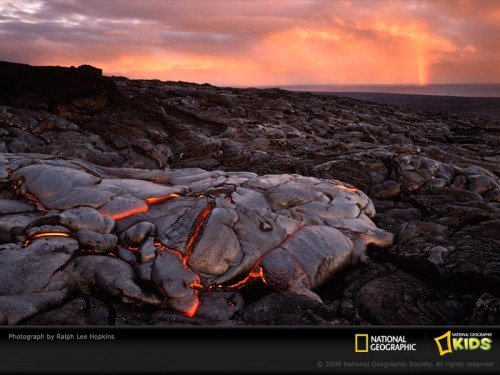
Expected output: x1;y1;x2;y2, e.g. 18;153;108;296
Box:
0;0;499;86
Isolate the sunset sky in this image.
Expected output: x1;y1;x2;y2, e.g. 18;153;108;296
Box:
0;0;499;86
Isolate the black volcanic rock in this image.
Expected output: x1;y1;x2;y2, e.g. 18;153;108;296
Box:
345;263;470;325
0;61;103;104
237;292;343;325
25;297;110;325
469;293;500;325
0;61;111;122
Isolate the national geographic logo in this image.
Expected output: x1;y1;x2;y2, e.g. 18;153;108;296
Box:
355;334;417;353
434;331;492;356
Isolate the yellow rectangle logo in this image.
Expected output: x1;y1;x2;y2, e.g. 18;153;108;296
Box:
355;334;369;352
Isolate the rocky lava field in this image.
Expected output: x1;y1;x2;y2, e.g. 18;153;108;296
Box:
0;61;498;326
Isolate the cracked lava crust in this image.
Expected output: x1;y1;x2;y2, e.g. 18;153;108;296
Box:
0;153;392;323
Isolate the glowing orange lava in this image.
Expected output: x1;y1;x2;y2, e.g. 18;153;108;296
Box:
23;232;71;247
184;296;200;318
105;194;182;220
108;206;149;220
145;193;180;205
224;266;267;290
189;279;204;290
184;202;215;264
8;181;47;211
335;184;358;192
154;240;182;254
24;193;47;212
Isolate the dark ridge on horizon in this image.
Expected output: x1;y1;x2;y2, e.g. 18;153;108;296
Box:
274;83;500;98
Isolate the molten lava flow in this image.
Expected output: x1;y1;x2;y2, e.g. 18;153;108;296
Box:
6;180;47;211
145;193;180;205
108;206;149;220
184;201;215;263
224;266;267;290
335;184;358;192
154;240;182;254
105;194;181;220
184;296;200;318
189;279;205;291
190;264;268;293
24;193;47;212
23;232;72;247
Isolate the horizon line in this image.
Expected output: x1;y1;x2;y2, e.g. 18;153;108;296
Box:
3;60;500;89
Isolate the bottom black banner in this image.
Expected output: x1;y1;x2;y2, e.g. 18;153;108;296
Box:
0;326;498;373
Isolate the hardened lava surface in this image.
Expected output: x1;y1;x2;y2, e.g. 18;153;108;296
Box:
0;61;499;325
0;153;392;324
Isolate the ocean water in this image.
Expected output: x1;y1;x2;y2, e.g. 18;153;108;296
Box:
276;84;500;98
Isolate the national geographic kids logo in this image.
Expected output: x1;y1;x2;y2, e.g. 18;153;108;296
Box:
354;334;417;352
434;331;492;356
